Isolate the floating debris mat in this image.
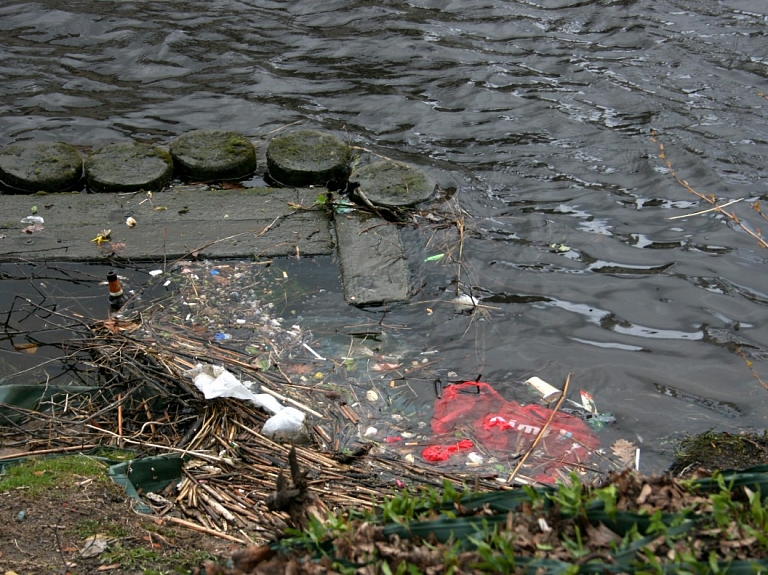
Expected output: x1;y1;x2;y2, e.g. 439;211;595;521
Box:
0;256;631;542
0;259;508;543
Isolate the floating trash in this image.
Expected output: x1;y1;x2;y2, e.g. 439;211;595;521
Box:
525;376;561;403
425;253;445;262
451;293;479;310
419;380;601;484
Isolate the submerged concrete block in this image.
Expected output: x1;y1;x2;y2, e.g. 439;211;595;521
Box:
334;211;409;306
266;129;351;188
349;160;435;207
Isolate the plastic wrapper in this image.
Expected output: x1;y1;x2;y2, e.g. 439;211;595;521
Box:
186;363;283;414
261;406;308;443
423;381;599;483
185;363;309;443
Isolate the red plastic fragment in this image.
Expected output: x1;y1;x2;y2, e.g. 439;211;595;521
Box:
422;439;474;462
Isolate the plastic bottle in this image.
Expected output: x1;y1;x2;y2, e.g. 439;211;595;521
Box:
107;271;126;310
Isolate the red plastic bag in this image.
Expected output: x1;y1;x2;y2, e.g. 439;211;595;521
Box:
422;381;598;483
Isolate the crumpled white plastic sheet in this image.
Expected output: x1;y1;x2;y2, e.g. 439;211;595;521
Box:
185;363;307;442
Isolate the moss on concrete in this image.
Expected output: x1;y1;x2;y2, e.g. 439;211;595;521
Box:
170;129;256;181
266;129;351;188
0;141;83;193
84;142;173;193
670;429;768;476
349;160;435;207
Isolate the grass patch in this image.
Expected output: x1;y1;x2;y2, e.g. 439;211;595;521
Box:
75;518;132;540
0;454;112;497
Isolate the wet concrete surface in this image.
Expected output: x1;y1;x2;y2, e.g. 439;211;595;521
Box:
335;211;409;305
0;186;333;261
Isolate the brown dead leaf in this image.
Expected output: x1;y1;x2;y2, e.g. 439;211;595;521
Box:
720;536;756;549
281;363;315;375
611;438;636;467
12;342;38;354
231;545;276;572
586;522;622;547
100;318;141;334
100;241;127;256
636;483;653;505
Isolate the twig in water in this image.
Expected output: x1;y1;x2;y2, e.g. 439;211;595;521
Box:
507;373;571;484
668;198;745;220
737;348;768;393
349;146;397;163
651;130;768;249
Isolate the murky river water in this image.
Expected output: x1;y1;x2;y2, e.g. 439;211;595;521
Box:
2;0;768;473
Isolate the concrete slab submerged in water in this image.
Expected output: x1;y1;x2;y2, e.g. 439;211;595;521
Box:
334;210;410;306
0;141;83;194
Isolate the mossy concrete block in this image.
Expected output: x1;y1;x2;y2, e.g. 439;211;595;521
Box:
170;129;256;181
0;141;82;194
266;129;351;188
350;160;435;207
335;211;410;306
85;142;173;193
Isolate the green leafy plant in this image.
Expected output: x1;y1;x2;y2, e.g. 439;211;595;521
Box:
593;483;618;521
561;524;590;559
468;522;517;574
547;473;588;518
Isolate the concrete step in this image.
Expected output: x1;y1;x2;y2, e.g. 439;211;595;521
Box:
334;210;409;306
